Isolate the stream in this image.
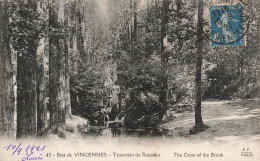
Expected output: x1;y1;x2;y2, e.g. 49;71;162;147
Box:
78;125;166;139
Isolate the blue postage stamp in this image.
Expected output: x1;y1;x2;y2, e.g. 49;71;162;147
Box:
210;4;246;46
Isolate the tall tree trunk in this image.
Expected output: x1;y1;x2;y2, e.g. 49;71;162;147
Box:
132;0;137;61
76;0;84;71
65;52;71;118
36;38;47;137
49;0;66;133
132;0;137;39
194;0;204;129
160;0;169;111
17;0;37;138
128;0;137;54
176;0;182;48
0;0;15;138
128;0;132;52
64;4;71;118
36;0;48;137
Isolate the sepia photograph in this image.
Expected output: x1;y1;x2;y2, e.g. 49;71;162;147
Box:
0;0;259;161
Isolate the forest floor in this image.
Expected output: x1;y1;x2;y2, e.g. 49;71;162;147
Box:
2;100;259;161
46;99;260;144
161;99;260;141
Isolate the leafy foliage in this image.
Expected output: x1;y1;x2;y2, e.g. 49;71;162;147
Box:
70;66;105;124
202;1;260;99
9;1;45;60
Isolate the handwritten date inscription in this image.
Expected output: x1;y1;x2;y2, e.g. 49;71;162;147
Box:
3;143;46;161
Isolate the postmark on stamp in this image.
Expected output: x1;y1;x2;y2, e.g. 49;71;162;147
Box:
209;3;247;46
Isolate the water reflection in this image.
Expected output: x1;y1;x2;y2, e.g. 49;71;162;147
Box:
78;121;166;144
100;127;164;138
111;128;121;137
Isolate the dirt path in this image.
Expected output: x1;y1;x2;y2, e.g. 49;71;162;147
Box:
161;99;260;142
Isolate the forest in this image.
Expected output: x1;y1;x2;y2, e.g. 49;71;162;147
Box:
0;0;259;140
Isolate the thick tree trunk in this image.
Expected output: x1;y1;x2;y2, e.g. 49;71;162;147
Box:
160;0;169;110
16;0;37;138
36;38;47;137
76;0;84;70
49;0;66;132
36;0;48;137
194;0;204;129
0;0;15;138
17;48;37;138
65;63;71;118
64;5;72;118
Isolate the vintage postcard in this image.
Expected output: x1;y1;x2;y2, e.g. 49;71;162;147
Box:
0;0;259;161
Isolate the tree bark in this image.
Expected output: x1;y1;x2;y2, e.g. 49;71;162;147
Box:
64;4;72;118
65;53;71;118
49;0;66;132
0;0;15;138
132;0;137;39
128;0;137;53
176;0;182;48
160;0;169;110
36;0;48;137
16;0;37;138
76;0;84;70
194;0;204;129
